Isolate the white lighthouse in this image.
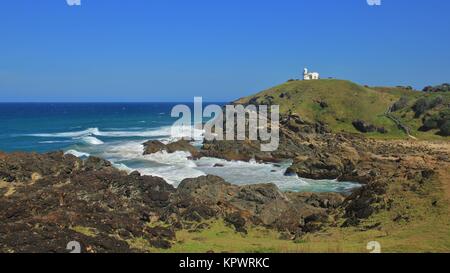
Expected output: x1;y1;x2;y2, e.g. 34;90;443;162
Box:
303;68;320;80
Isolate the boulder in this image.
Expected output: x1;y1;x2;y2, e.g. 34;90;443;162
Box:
143;140;167;155
166;140;200;157
352;120;387;134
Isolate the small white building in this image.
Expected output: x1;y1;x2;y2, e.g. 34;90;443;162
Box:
303;68;320;80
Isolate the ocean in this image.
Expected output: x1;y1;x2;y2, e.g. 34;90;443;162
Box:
0;103;360;193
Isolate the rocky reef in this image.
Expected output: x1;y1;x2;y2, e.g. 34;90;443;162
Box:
0;151;344;253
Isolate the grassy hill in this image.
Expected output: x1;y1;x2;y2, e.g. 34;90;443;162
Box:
235;79;450;140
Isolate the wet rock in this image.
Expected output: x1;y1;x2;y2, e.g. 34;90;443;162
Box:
143;140;167;155
143;140;199;157
166;140;199;156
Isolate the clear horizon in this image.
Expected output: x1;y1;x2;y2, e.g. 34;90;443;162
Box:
1;0;449;102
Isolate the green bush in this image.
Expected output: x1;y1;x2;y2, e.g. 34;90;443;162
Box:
413;98;429;117
412;96;444;118
420;109;450;132
440;121;450;136
392;96;409;112
421;117;439;131
423;83;450;93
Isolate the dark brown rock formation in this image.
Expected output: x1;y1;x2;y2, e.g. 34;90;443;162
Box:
0;151;342;253
143;140;200;157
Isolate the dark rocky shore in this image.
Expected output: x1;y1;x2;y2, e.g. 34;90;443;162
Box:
0;151;344;252
2;111;448;253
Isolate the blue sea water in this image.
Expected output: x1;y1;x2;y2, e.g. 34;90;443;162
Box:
0;103;360;193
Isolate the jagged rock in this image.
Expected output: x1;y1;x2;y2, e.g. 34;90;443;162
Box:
0;152;176;253
143;140;167;155
168;175;331;234
166;140;200;157
352;120;387;134
143;140;199;157
342;181;387;220
225;212;247;233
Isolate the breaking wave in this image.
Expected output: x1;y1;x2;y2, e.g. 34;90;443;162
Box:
27;125;203;139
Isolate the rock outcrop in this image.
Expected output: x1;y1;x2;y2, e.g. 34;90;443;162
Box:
0;151;342;253
143;140;200;157
352;120;387;134
164;175;341;234
0;152;178;253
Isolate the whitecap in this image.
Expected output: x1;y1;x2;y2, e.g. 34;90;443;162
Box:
113;163;134;173
29;128;101;138
38;140;73;144
65;150;90;158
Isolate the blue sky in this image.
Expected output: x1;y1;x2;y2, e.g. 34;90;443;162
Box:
0;0;449;102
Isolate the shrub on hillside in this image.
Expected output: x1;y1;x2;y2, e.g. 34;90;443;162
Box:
413;98;430;117
420;109;450;135
420;117;439;131
391;96;409;112
440;121;450;136
423;83;450;93
396;85;413;90
412;96;444;118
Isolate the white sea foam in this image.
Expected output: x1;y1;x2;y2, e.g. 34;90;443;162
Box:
92;141;205;184
38;140;73;144
30;128;101;138
135;164;206;185
85;138;311;188
29;125;203;140
113;163;135;173
195;157;308;188
65;149;90;158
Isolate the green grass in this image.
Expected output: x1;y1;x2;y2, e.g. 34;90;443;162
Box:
71;226;98;237
143;220;367;253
